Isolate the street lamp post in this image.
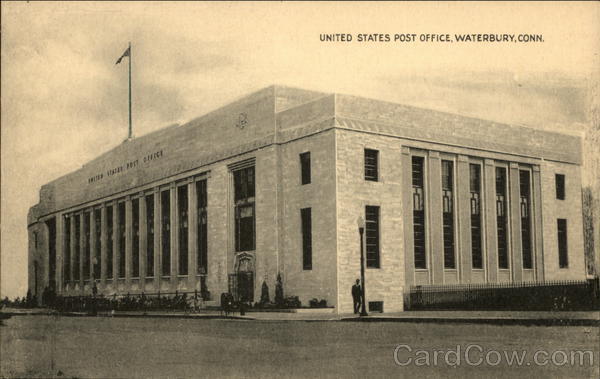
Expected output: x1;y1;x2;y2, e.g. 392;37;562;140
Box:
357;216;368;317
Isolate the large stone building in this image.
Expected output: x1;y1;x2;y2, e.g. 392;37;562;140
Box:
28;85;587;313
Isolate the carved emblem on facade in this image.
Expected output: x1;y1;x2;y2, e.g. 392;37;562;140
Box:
236;113;248;129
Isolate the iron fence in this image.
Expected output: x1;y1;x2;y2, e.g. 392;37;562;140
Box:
404;277;600;311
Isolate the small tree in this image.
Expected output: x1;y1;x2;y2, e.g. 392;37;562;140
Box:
260;281;270;305
275;273;284;306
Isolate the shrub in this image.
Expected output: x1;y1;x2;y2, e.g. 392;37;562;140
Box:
260;281;270;305
283;296;301;308
275;273;284;306
309;298;328;308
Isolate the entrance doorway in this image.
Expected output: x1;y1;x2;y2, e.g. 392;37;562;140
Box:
229;254;254;302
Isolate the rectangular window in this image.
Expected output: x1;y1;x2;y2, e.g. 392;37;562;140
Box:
178;185;188;275
496;167;509;269
118;202;126;279
442;160;455;269
93;209;101;280
106;206;113;279
520;170;533;269
132;199;140;278
364;149;379;181
365;205;380;268
46;220;56;289
558;219;568;268
234;166;255;202
146;195;154;277
74;214;80;281
161;190;171;276
301;208;312;270
83;212;90;280
234;166;256;252
64;216;71;283
412;156;426;269
197;180;208;274
300;152;311;185
470;164;483;269
556;174;565;200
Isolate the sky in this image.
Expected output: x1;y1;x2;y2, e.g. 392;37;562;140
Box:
1;2;599;299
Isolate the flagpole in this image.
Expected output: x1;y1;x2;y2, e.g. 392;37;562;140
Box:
128;42;132;140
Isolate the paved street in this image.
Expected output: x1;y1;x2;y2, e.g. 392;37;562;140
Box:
1;315;598;378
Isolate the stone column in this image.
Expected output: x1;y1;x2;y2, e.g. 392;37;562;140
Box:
79;212;85;292
55;214;64;294
112;201;119;284
139;192;147;289
100;205;107;286
170;183;178;290
69;215;76;291
484;159;498;282
154;188;161;291
125;196;133;286
457;155;471;282
401;147;415;286
188;178;198;290
428;151;444;284
532;166;544;281
89;210;96;283
509;162;523;282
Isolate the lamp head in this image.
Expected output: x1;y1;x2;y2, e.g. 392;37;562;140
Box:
357;215;365;232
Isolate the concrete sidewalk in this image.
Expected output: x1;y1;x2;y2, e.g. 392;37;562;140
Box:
2;307;598;326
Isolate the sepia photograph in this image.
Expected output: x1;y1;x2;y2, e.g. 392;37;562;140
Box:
1;1;599;378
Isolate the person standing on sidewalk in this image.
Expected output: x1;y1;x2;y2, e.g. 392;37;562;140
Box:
352;279;362;314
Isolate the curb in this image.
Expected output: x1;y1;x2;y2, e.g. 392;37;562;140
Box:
3;311;597;326
340;317;600;327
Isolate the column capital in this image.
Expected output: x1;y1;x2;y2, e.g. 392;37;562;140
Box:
401;146;411;155
484;158;495;166
532;165;540;172
509;162;519;170
457;155;469;163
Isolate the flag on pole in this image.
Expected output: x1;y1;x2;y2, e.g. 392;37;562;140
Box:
115;43;133;139
115;46;130;65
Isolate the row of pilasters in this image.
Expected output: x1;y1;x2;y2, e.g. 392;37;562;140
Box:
404;149;544;286
56;182;203;295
